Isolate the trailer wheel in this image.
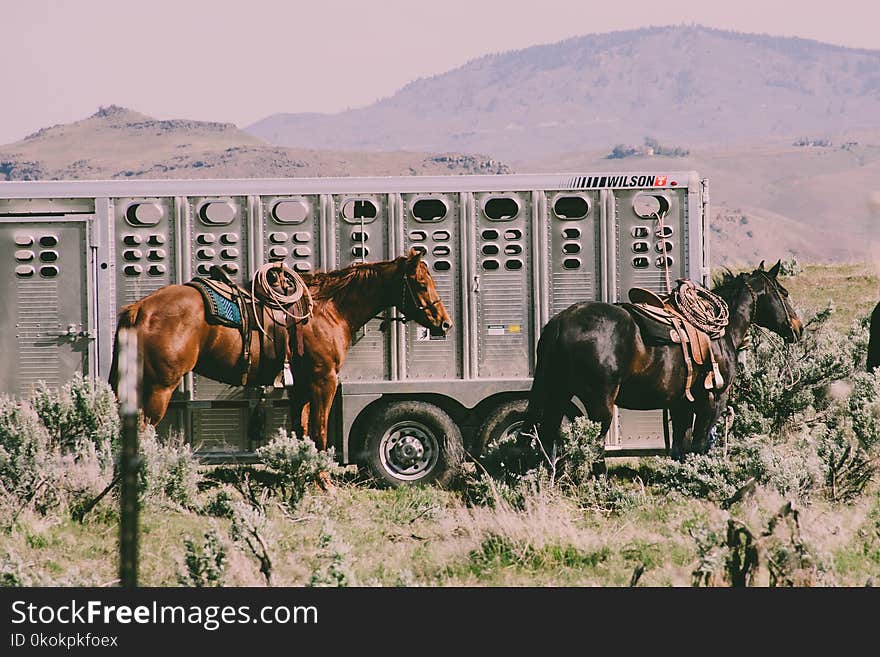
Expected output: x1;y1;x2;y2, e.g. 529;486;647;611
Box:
475;398;529;457
361;401;464;488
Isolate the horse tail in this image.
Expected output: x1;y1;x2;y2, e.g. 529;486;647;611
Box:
108;303;141;393
868;302;880;373
523;314;563;439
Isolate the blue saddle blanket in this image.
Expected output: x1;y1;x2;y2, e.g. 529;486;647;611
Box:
186;279;242;329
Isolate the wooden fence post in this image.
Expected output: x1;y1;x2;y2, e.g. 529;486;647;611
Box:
117;327;141;588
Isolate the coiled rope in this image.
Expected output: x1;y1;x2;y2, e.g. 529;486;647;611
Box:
672;279;729;339
250;262;313;337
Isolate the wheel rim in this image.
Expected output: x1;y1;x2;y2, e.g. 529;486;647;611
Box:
378;420;440;480
500;419;525;443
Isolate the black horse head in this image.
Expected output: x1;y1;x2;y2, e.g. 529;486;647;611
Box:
745;260;803;343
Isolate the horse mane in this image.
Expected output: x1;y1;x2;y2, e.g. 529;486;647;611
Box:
711;267;747;292
303;259;398;301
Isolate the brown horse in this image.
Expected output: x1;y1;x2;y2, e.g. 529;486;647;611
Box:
109;249;451;453
288;249;451;452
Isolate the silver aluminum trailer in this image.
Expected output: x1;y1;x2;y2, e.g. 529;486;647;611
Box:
0;171;708;483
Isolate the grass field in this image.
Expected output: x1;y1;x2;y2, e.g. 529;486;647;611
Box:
2;263;880;588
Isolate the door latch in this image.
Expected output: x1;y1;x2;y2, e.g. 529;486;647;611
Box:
48;324;95;340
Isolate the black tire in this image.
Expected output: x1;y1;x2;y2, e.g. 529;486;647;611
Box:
361;401;464;488
474;398;529;457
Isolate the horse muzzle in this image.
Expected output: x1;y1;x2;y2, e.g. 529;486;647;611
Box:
787;318;804;343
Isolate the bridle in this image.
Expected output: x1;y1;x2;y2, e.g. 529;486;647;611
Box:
742;271;798;341
374;266;443;329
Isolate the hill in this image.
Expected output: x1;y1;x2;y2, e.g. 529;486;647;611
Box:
0;106;510;180
528;133;880;264
247;25;880;163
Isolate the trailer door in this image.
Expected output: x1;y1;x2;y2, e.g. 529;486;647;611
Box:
0;220;92;395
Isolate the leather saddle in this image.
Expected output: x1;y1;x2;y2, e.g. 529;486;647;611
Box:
186;265;309;387
621;286;724;402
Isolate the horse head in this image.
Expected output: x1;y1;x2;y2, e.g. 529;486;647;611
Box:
399;248;452;335
747;259;803;343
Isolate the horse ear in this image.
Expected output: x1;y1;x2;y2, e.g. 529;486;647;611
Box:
768;259;782;278
758;260;765;271
405;247;422;273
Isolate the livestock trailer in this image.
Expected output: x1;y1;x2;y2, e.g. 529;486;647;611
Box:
0;171;708;484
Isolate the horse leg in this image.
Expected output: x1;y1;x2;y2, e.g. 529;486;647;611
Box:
288;386;309;440
692;394;722;454
669;405;695;460
307;373;338;490
580;386;618;476
142;383;175;426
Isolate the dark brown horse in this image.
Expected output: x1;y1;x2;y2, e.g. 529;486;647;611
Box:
109;249;451;454
867;301;880;372
522;260;803;459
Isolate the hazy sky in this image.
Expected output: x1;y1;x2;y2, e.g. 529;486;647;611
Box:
2;0;878;145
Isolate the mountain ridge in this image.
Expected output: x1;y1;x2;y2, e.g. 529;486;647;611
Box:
247;24;880;162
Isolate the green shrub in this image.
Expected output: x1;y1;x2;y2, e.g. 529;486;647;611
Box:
0;551;35;587
177;527;227;587
0;392;115;517
201;488;235;518
308;526;354;587
729;306;861;437
841;371;880;451
256;430;341;510
814;421;875;502
558;417;605;486
139;427;202;509
230;499;273;585
0;395;53;503
31;374;119;459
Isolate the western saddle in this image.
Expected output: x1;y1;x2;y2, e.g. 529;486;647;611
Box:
622;283;727;402
185;264;312;387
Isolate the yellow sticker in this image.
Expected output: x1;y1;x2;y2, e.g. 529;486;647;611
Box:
508;324;521;333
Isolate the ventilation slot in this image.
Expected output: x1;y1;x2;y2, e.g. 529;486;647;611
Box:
412;198;448;222
341;199;378;223
553;195;590;219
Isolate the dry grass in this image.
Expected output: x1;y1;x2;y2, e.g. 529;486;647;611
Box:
5;473;877;587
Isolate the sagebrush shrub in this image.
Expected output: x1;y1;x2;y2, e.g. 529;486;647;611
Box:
0;391;114;517
139;426;202;509
729;306;864;437
558;416;605;486
308;526;354;587
256;430;340;510
177;527;227;587
31;374;119;460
